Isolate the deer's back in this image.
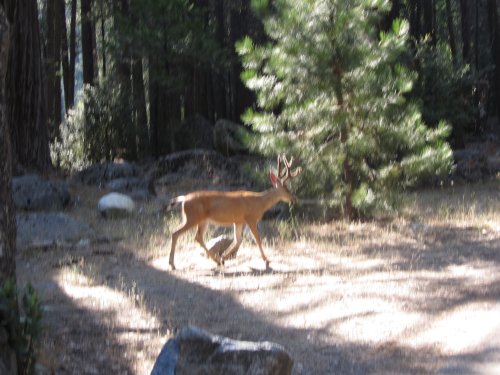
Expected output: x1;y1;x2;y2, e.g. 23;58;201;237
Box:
183;190;265;225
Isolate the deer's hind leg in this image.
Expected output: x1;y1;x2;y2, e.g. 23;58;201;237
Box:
195;221;223;266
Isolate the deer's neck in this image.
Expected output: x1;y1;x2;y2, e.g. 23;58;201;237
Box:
259;188;286;212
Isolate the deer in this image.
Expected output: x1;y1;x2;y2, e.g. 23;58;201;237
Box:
167;155;302;270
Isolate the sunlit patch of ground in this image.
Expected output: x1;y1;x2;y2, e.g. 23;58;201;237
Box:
17;180;500;374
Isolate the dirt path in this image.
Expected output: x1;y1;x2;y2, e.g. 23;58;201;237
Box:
15;184;500;374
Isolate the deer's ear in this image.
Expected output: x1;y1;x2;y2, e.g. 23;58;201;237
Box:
269;171;280;186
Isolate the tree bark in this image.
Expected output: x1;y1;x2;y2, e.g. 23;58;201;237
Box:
488;0;500;119
460;0;470;63
67;0;76;106
423;0;435;44
380;0;401;32
0;1;15;284
132;57;149;158
60;0;72;112
4;0;51;173
47;0;63;138
81;0;95;85
445;0;457;64
0;7;18;375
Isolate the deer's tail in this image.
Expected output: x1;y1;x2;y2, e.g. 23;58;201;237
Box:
166;195;186;210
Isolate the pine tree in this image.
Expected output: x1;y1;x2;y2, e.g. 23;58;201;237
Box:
238;0;453;219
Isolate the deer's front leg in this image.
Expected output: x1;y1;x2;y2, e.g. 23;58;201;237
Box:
246;220;270;269
170;225;190;270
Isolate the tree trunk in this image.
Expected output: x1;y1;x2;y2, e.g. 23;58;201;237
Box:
423;0;435;44
81;0;95;85
4;0;51;173
488;0;500;119
46;0;55;135
132;57;149;158
113;0;136;159
333;69;354;220
60;0;72;112
52;0;62;137
445;0;457;64
210;0;226;121
67;0;76;106
380;0;401;32
460;0;470;63
410;0;423;40
100;0;106;78
0;1;15;284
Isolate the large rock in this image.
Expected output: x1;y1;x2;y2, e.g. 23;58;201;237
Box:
12;175;70;211
105;177;156;201
150;150;226;177
151;326;293;375
98;192;136;218
174;114;214;151
72;161;141;186
214;119;251;156
16;212;94;250
452;148;490;182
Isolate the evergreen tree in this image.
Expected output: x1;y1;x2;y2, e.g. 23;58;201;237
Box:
238;0;453;219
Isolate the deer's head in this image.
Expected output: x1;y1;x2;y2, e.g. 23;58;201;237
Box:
269;155;302;204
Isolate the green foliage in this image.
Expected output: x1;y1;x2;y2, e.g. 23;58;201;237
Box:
412;39;475;144
238;0;453;218
51;79;134;171
0;280;43;375
50;100;87;171
81;80;135;162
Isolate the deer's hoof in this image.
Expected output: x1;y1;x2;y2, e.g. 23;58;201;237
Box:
169;262;176;271
265;260;270;269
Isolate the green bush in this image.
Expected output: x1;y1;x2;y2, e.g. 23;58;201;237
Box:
0;280;43;375
51;79;136;171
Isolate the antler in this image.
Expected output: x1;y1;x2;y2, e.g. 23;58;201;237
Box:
277;154;302;184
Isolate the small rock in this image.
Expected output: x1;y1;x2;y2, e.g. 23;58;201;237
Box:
214;119;251;156
98;192;135;218
207;235;239;259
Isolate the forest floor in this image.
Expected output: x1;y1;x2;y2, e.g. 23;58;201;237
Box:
16;178;500;374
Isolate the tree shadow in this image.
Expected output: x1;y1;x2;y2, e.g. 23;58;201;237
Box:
16;216;500;374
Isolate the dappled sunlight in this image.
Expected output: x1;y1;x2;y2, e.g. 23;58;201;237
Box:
54;268;163;373
149;226;500;371
18;182;499;374
411;302;500;353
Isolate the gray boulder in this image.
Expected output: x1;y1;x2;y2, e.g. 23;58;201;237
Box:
12;175;70;211
174;114;214;151
16;212;94;250
72;161;141;186
207;235;239;259
150;150;226;177
98;192;136;218
214;119;251;156
452;148;490;182
105;177;156;200
150;326;293;375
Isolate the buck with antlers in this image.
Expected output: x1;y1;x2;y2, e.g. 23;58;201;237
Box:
167;155;302;270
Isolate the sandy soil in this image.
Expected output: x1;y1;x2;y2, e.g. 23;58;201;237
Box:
15;182;500;374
